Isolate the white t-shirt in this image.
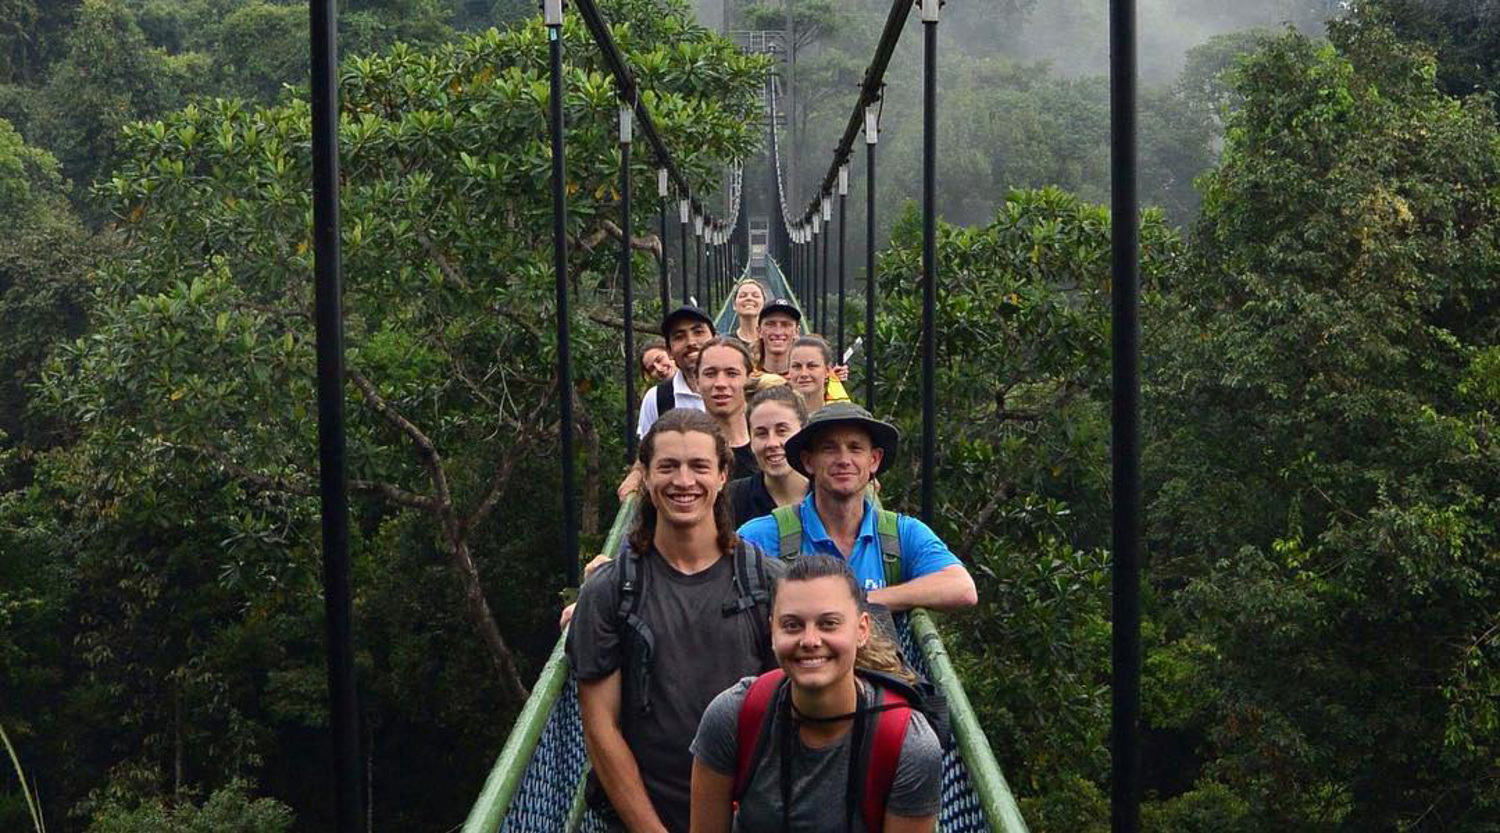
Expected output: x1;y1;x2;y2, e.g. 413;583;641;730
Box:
636;370;705;439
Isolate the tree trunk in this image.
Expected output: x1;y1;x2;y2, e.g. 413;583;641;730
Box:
575;389;601;538
447;531;530;702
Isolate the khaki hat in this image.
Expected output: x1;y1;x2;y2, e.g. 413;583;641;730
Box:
784;402;900;478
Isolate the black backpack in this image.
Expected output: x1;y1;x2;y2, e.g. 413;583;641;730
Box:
653;380;675;420
614;539;775;715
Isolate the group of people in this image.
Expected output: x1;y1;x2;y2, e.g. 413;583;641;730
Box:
564;293;978;832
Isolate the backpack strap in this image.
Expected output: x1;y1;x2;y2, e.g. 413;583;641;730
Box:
771;504;803;561
860;683;913;831
615;547;656;715
654;379;675;419
724;541;774;668
732;669;787;802
877;509;902;588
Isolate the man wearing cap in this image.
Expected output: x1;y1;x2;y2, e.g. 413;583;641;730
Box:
752;299;852;401
618;306;715;499
752;299;801;383
735;403;978;611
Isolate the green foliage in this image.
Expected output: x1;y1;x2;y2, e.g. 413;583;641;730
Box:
85;779;292;833
1361;0;1500;112
874;189;1180;828
6;4;765;826
0;117;98;471
1150;17;1500;828
31;0;207;194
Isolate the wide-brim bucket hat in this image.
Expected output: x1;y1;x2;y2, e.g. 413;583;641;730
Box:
784;402;900;478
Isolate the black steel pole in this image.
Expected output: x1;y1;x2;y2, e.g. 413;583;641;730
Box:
810;230;819;330
821;212;830;335
1110;0;1141;825
838;185;847;358
621;112;636;460
309;1;362;829
695;230;703;307
865;127;877;410
547;7;579;589
920;6;937;523
658;174;670;314
679;212;689;305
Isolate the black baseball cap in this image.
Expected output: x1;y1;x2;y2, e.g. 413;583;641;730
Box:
758;299;802;323
660;305;716;338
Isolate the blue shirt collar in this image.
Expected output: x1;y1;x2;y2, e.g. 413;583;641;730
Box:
800;491;879;545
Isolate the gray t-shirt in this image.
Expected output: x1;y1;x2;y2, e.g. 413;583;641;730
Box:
567;545;783;833
690;676;943;831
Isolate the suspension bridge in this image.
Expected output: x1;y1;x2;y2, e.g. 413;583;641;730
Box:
302;0;1144;830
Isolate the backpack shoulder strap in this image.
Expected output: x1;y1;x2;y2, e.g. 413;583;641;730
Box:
615;547;656;714
861;683;914;830
771;504;803;561
733;670;786;802
655;380;675;418
877;510;902;588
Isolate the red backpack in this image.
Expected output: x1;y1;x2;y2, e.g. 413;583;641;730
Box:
731;668;913;832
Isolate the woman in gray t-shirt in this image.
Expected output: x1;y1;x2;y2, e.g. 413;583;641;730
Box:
689;555;942;832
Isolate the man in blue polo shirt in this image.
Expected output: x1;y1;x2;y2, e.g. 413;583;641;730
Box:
736;402;978;611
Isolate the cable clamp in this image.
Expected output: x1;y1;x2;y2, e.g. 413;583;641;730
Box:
544;0;563;26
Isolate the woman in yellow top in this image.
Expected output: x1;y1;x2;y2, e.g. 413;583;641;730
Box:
787;335;851;415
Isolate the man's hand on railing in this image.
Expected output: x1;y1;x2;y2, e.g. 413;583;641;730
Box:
559;552;618;629
617;463;644;500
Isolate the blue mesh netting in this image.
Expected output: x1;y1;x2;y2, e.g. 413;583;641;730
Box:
500;615;992;832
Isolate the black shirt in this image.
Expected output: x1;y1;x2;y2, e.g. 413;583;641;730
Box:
731;442;759;482
567;547;784;832
727;475;808;527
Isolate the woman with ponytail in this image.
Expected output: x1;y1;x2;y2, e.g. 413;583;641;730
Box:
689;555;941;832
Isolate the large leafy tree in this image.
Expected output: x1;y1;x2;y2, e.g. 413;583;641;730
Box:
10;0;766;824
873;190;1180;828
1147;17;1500;828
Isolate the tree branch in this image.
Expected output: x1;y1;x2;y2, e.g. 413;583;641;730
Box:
184;443;436;511
956;480;1017;562
588;311;659;336
413;226;471;290
577;220;663;259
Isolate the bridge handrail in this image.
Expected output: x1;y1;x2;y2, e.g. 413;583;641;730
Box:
910;608;1030;832
459;494;639;833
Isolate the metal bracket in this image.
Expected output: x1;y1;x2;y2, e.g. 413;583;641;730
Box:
839;165;849;196
821;196;832;221
865;103;879;145
544;0;563;26
919;0;940;23
679;199;690;223
658;168;669;198
619;104;633;144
